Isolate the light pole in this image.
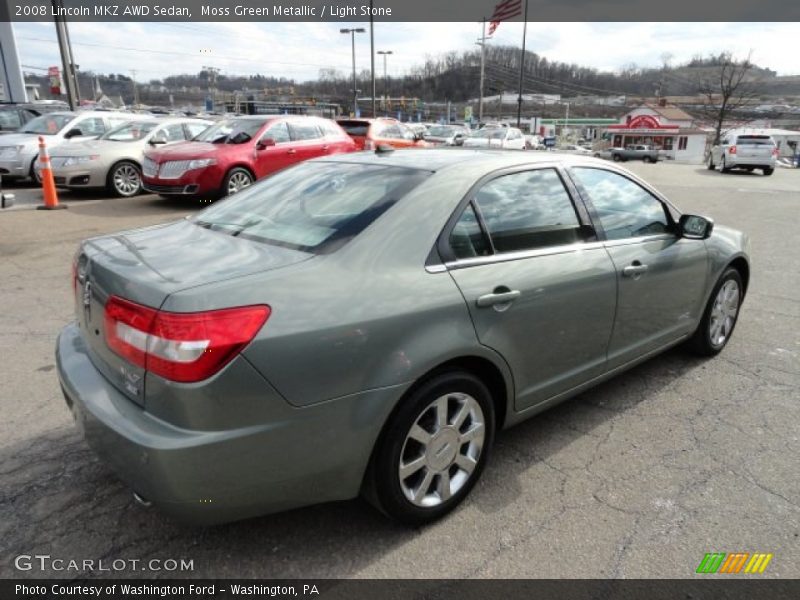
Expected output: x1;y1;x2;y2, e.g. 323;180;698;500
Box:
377;50;392;114
341;28;365;117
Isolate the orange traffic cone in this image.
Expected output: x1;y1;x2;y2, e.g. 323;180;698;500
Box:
36;136;67;211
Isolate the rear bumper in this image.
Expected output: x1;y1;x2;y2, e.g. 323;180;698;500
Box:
55;322;404;524
726;157;775;168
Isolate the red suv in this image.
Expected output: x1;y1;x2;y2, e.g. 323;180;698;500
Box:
142;115;356;198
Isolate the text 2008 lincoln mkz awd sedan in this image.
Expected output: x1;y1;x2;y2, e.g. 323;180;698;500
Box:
56;150;750;525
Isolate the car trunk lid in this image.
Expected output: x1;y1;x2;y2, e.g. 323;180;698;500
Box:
74;219;310;405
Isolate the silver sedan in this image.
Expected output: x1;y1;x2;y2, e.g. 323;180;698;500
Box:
45;118;212;197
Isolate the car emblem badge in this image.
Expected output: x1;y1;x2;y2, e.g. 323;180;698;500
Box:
82;280;92;320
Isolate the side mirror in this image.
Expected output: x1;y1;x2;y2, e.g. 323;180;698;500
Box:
64;128;83;139
149;137;167;146
256;137;276;149
679;214;714;240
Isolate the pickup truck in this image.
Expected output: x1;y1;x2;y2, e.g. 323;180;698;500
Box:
609;145;659;163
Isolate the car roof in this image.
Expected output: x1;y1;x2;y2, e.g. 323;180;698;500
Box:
317;148;613;173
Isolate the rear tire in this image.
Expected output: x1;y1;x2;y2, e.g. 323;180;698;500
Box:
720;157;730;173
365;371;495;526
643;156;652;163
687;267;743;356
762;167;774;176
612;154;621;162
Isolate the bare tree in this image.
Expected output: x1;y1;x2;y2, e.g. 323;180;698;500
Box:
696;51;760;144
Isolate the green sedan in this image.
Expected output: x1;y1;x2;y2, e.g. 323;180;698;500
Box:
56;149;750;525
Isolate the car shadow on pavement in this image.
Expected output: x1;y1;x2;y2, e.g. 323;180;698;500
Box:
0;347;709;579
693;168;766;178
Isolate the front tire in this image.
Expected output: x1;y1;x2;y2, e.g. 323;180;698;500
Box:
107;161;142;197
687;267;743;356
223;167;253;196
612;154;621;162
366;371;495;525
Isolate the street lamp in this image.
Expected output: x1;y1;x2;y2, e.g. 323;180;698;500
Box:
340;28;366;117
377;50;393;114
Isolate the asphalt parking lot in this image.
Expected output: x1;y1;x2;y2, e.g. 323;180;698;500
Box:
1;161;798;579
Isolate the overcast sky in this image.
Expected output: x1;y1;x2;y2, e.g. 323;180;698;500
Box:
12;21;799;84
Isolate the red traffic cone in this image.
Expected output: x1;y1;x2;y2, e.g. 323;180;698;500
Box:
36;136;67;210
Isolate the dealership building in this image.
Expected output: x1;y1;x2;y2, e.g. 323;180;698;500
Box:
604;102;708;163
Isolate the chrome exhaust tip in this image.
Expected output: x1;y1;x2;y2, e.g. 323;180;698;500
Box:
132;491;153;508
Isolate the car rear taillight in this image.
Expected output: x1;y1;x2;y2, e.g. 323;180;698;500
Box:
772;147;779;157
104;296;270;383
728;145;737;155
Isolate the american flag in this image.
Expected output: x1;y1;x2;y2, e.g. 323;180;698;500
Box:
488;0;523;35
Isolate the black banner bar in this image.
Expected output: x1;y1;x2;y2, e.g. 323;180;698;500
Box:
3;0;800;22
3;579;800;600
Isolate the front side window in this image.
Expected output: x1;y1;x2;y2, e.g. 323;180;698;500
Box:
192;162;429;254
77;117;107;136
263;121;290;144
472;168;583;253
571;168;670;240
194;118;268;143
103;121;157;141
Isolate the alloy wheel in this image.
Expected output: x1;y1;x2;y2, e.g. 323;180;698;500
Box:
398;392;485;508
113;164;141;196
709;280;740;347
227;171;252;194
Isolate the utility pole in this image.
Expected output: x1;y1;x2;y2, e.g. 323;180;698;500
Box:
369;0;376;118
377;50;392;115
476;20;491;126
516;0;529;128
51;0;78;109
202;65;220;111
340;28;365;117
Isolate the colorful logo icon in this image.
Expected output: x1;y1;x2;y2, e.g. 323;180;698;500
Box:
696;552;773;574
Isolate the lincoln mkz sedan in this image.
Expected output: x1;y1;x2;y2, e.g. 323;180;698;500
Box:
57;150;750;525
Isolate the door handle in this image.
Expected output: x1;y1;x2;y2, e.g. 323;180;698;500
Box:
476;289;521;308
287;149;297;155
321;144;329;151
622;262;649;278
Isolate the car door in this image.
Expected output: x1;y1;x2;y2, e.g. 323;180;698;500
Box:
287;120;325;162
252;120;292;178
569;167;708;369
445;167;617;411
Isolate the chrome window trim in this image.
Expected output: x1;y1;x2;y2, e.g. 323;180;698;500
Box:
443;240;607;270
601;233;677;248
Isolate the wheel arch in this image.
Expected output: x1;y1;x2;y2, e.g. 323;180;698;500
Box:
225;163;256;179
728;256;750;298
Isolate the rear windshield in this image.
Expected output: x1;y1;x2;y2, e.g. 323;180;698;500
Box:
192;161;430;254
736;136;774;145
337;120;370;136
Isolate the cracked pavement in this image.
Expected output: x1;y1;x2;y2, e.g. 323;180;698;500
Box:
0;164;798;579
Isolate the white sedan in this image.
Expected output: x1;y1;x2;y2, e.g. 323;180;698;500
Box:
462;127;526;150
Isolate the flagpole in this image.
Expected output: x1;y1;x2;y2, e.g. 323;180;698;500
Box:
516;0;528;128
478;19;487;126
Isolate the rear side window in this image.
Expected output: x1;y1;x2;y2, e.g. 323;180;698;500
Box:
288;121;322;141
319;119;346;138
572;168;670;240
472;168;583;253
193;162;430;254
450;204;491;259
185;122;209;139
337;120;369;136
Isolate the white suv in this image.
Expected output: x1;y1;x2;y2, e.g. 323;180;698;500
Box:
708;133;777;176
